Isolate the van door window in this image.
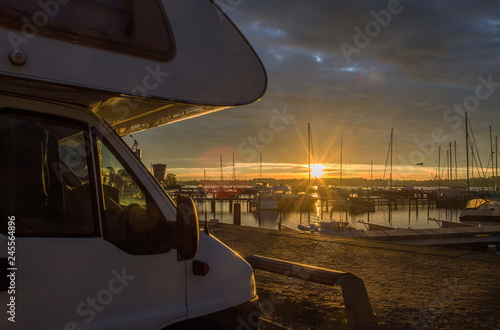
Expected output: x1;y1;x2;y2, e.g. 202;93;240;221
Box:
0;112;97;236
95;136;169;255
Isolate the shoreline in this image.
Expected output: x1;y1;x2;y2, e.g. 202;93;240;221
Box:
210;224;500;329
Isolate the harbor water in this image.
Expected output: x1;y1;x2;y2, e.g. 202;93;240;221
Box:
194;198;463;231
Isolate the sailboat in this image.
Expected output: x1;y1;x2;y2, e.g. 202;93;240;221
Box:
254;190;279;210
458;113;500;222
435;115;482;205
383;128;394;190
296;123;317;211
252;153;279;210
215;154;240;199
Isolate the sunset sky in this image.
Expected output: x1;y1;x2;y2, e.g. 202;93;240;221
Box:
130;0;500;182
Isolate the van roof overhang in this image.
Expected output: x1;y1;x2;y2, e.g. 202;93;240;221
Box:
0;75;231;136
0;0;267;135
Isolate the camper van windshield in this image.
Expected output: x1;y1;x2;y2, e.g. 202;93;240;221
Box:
0;0;174;61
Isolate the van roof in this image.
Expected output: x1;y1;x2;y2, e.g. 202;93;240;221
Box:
0;1;266;135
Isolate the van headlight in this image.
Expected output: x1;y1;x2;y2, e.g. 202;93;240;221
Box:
250;272;257;299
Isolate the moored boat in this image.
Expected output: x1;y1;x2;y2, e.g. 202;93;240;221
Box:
459;198;500;223
272;185;298;211
253;190;279;210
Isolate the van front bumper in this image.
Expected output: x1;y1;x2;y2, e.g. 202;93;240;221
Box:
167;297;262;329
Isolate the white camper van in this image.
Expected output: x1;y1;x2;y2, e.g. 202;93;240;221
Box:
0;1;266;329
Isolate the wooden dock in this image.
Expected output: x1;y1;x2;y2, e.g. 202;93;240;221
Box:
324;225;500;238
427;218;475;228
357;221;395;231
322;226;500;250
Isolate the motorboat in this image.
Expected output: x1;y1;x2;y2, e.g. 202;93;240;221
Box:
253;190;279;210
459;198;500;223
318;220;354;232
272;185;298;210
298;220;356;233
331;197;375;214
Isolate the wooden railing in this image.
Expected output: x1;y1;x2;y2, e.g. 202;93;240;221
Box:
246;255;378;330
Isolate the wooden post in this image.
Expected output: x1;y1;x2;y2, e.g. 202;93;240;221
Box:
258;194;261;223
341;275;378;330
388;203;392;223
233;203;241;225
427;197;430;219
408;198;411;221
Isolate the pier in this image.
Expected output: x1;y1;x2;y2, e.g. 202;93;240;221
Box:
322;225;500;251
170;185;500;248
170;185;480;212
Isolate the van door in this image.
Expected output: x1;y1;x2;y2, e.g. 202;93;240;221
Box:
0;109;186;329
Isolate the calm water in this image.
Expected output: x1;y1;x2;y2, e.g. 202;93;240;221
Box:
194;199;463;231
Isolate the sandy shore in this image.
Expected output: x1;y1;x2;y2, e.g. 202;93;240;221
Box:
209;224;500;329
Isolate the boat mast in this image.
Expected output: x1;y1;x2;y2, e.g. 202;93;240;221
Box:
340;138;343;190
390;128;393;189
465;112;470;191
370;160;373;190
259;153;262;181
383;129;393;189
449;142;452;187
446;149;449;187
220;154;223;190
471;142;475;187
454;140;458;183
308;122;311;184
496;136;498;191
490;126;494;187
203;169;209;235
437;145;441;190
232;151;236;191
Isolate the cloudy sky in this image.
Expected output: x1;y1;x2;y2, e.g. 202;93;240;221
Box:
132;0;500;181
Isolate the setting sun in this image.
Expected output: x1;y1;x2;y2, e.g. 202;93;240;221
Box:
311;164;326;178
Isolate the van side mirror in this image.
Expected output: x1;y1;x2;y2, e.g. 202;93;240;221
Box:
176;194;199;261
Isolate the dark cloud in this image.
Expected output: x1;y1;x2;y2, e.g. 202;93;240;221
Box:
137;1;500;178
231;0;500;82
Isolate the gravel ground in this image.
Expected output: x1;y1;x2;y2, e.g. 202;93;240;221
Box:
209;224;500;329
